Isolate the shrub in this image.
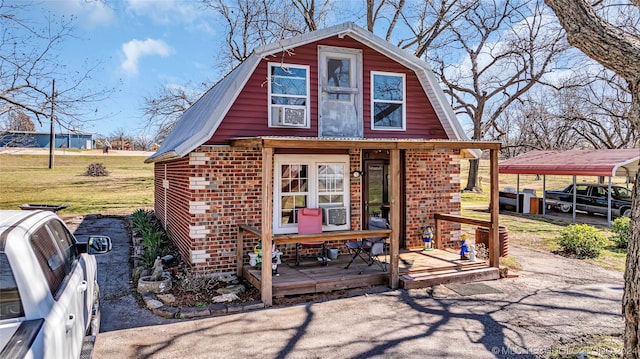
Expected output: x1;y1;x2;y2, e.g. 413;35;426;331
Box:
85;162;109;176
611;217;631;249
556;224;607;258
142;229;165;267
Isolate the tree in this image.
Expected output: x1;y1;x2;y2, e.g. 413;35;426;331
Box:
545;1;640;357
0;3;113;132
5;109;35;131
498;67;637;156
425;0;568;191
142;84;202;144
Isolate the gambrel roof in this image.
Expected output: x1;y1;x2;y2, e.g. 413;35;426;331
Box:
146;22;473;163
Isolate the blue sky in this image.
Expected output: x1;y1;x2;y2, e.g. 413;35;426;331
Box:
25;0;225;137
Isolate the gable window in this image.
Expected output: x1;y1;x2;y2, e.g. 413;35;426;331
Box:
268;63;310;128
274;155;350;234
371;71;405;130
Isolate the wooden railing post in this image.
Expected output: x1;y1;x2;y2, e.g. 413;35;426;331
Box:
237;227;244;277
489;148;500;268
261;147;274;305
389;148;400;289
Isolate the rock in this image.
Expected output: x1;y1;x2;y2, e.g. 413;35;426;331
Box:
156;294;176;305
161;254;174;262
218;274;237;283
145;298;164;310
216;284;245;295
137;275;172;294
211;293;239;303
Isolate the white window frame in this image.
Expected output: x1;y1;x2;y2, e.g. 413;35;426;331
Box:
268;62;311;128
370;71;406;131
273;154;350;234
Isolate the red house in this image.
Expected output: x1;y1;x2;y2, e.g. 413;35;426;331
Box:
146;23;502;304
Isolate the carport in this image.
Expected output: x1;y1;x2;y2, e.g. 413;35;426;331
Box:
499;149;639;225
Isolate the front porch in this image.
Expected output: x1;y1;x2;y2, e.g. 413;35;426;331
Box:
233;137;502;306
242;248;500;297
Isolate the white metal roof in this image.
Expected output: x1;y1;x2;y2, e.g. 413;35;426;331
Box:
146;22;476;163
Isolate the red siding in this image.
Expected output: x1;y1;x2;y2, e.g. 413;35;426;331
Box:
207;35;447;144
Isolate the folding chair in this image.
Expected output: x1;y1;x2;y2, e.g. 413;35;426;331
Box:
344;216;389;273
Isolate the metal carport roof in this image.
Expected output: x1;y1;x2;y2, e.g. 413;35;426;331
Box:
499;149;639;179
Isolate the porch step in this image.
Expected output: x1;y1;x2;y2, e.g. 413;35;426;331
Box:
400;267;500;289
401;261;488;276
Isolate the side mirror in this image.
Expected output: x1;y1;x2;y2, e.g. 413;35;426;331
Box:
88;236;112;254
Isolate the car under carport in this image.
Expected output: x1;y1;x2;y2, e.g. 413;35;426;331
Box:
499;148;639;226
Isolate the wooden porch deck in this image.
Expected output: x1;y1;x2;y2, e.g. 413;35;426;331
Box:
242;249;500;297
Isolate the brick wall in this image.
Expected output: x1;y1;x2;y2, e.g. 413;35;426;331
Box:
155;145;462;274
404;149;461;249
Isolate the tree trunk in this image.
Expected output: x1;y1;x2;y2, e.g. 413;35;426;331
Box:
544;2;640;356
623;169;640;358
465;159;480;192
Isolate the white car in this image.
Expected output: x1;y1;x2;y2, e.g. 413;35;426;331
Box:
0;210;111;359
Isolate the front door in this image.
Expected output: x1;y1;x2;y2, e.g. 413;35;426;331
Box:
364;159;389;222
318;46;362;138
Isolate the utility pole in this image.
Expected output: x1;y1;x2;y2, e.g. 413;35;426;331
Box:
48;80;55;169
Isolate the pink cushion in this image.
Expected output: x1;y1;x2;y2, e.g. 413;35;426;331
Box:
298;208;322;234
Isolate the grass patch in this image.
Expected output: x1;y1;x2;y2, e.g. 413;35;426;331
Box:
459;158;629;272
0;153;154;215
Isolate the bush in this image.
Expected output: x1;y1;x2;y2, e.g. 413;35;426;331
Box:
142;229;165;267
611;217;631;249
85;162;109;176
556;224;607;258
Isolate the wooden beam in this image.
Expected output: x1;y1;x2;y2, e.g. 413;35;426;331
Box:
489;148;500;268
434;213;492;228
261;147;274;305
389;148;400;289
236;226;244;277
230;137;502;151
274;229;392;245
238;223;262;237
434;217;441;249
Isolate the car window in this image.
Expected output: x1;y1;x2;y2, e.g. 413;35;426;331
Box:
30;225;67;296
0;253;24;320
46;220;78;271
575;185;589;195
594;187;606;197
613;187;632;200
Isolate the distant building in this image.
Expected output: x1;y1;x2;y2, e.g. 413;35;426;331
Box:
0;130;95;149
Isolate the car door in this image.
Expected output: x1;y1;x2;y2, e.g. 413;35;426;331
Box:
47;220;94;334
30;222;84;359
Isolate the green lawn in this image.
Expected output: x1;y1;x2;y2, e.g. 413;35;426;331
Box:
460;159;628;272
0;153;154;215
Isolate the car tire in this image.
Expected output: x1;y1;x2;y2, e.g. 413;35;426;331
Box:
559;203;572;213
622;208;632;218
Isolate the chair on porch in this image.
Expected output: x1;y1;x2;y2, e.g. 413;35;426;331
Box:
295;208;328;266
344;216;389;273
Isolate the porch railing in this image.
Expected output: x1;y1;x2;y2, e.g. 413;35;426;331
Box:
237;223;392;276
433;213;499;267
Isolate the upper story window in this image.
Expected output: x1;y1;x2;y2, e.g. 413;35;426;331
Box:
371;71;405;130
268;63;310;128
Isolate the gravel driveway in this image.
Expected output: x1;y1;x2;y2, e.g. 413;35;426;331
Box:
72;215;623;358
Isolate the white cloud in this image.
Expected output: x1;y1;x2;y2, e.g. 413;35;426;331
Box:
121;39;173;75
46;0;115;26
125;0;202;25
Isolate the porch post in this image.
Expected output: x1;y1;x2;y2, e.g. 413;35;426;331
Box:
489;148;500;268
261;147;274;305
389;148;400;289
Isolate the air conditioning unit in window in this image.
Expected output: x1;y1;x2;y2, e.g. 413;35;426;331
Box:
276;106;306;127
323;207;347;226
